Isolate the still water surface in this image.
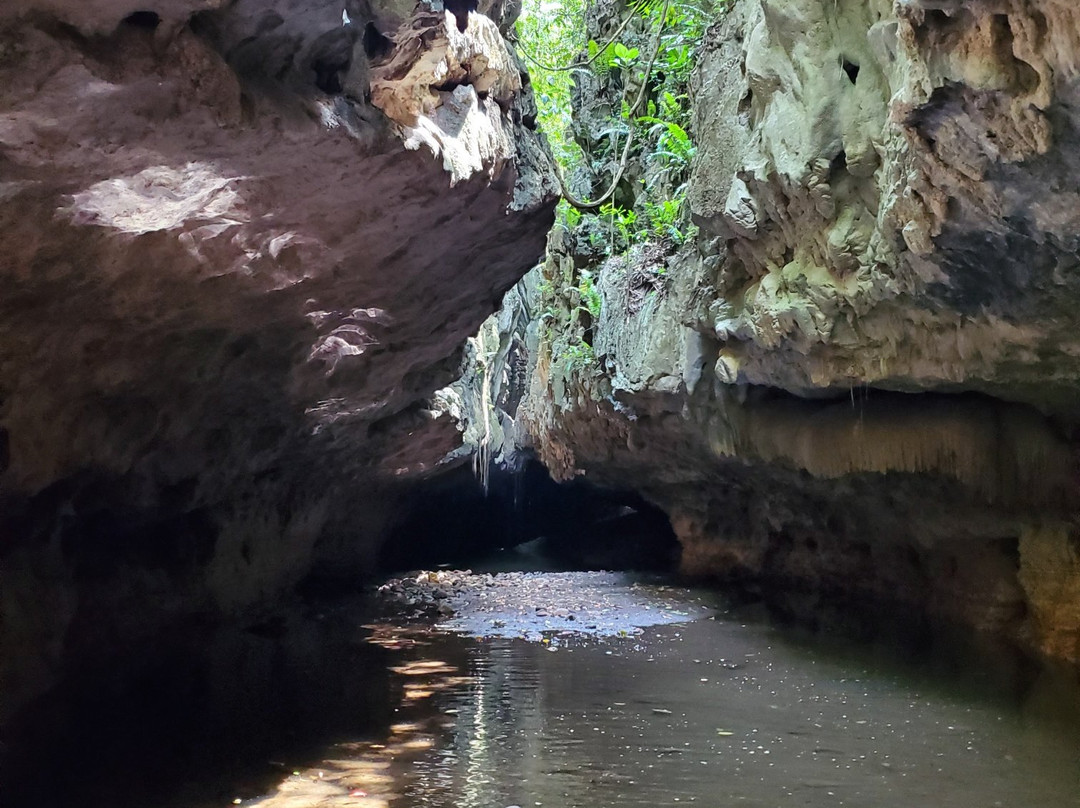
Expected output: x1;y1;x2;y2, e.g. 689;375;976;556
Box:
4;573;1079;808
386;622;1080;807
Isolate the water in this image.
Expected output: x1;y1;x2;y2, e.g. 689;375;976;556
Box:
3;575;1079;808
388;623;1080;808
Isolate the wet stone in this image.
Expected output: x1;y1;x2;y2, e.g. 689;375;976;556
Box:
375;570;711;642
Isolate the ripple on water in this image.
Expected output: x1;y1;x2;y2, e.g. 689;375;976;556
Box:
4;573;1079;808
372;575;1080;808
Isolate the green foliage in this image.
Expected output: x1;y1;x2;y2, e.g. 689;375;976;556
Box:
588;40;641;74
640;0;713;47
516;0;588;171
610;42;640;71
561;340;595;371
524;0;716;377
643;197;685;243
638;116;695;171
557;198;583;230
518;0;714;227
643;91;690;131
577;269;602;318
628;1;710;248
599;202;639;250
523;0;722;393
586;40;612;76
659;41;694;79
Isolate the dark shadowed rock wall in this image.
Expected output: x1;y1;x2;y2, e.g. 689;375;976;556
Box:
0;0;556;719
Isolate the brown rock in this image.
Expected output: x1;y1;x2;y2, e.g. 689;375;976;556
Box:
0;0;555;717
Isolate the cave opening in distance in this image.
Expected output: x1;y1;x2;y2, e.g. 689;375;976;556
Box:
375;456;680;573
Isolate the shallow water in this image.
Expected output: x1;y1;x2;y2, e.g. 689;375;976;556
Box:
389;622;1080;808
4;574;1079;808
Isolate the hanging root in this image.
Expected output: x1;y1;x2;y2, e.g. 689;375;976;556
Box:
544;0;671;211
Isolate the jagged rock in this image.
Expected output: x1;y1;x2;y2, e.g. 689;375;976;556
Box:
686;0;1080;402
473;0;1080;662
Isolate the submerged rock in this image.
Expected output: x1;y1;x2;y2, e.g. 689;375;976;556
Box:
375;569;710;640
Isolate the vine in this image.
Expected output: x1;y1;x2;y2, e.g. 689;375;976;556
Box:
517;0;717;379
516;0;712;227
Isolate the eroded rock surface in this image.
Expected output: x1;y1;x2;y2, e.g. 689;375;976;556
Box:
474;0;1080;661
688;0;1080;405
0;0;556;718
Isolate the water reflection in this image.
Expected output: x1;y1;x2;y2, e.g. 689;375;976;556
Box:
0;609;393;808
384;597;1080;808
3;583;1079;808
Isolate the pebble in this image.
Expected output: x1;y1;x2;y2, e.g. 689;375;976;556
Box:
374;569;709;642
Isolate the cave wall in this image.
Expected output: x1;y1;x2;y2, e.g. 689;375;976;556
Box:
0;0;557;719
688;0;1080;406
488;0;1080;661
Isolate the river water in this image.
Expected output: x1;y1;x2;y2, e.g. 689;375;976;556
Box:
3;572;1079;808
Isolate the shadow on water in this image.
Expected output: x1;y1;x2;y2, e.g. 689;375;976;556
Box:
0;606;394;808
3;553;1079;808
709;585;1080;728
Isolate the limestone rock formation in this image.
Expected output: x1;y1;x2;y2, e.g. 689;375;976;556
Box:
689;0;1080;406
0;0;556;718
496;0;1080;661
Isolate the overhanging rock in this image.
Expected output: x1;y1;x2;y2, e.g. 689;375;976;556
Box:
0;0;557;719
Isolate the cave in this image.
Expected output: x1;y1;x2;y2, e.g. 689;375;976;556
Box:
373;458;679;573
3;0;1080;804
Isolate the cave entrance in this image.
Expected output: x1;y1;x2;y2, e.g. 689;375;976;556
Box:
376;456;679;573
